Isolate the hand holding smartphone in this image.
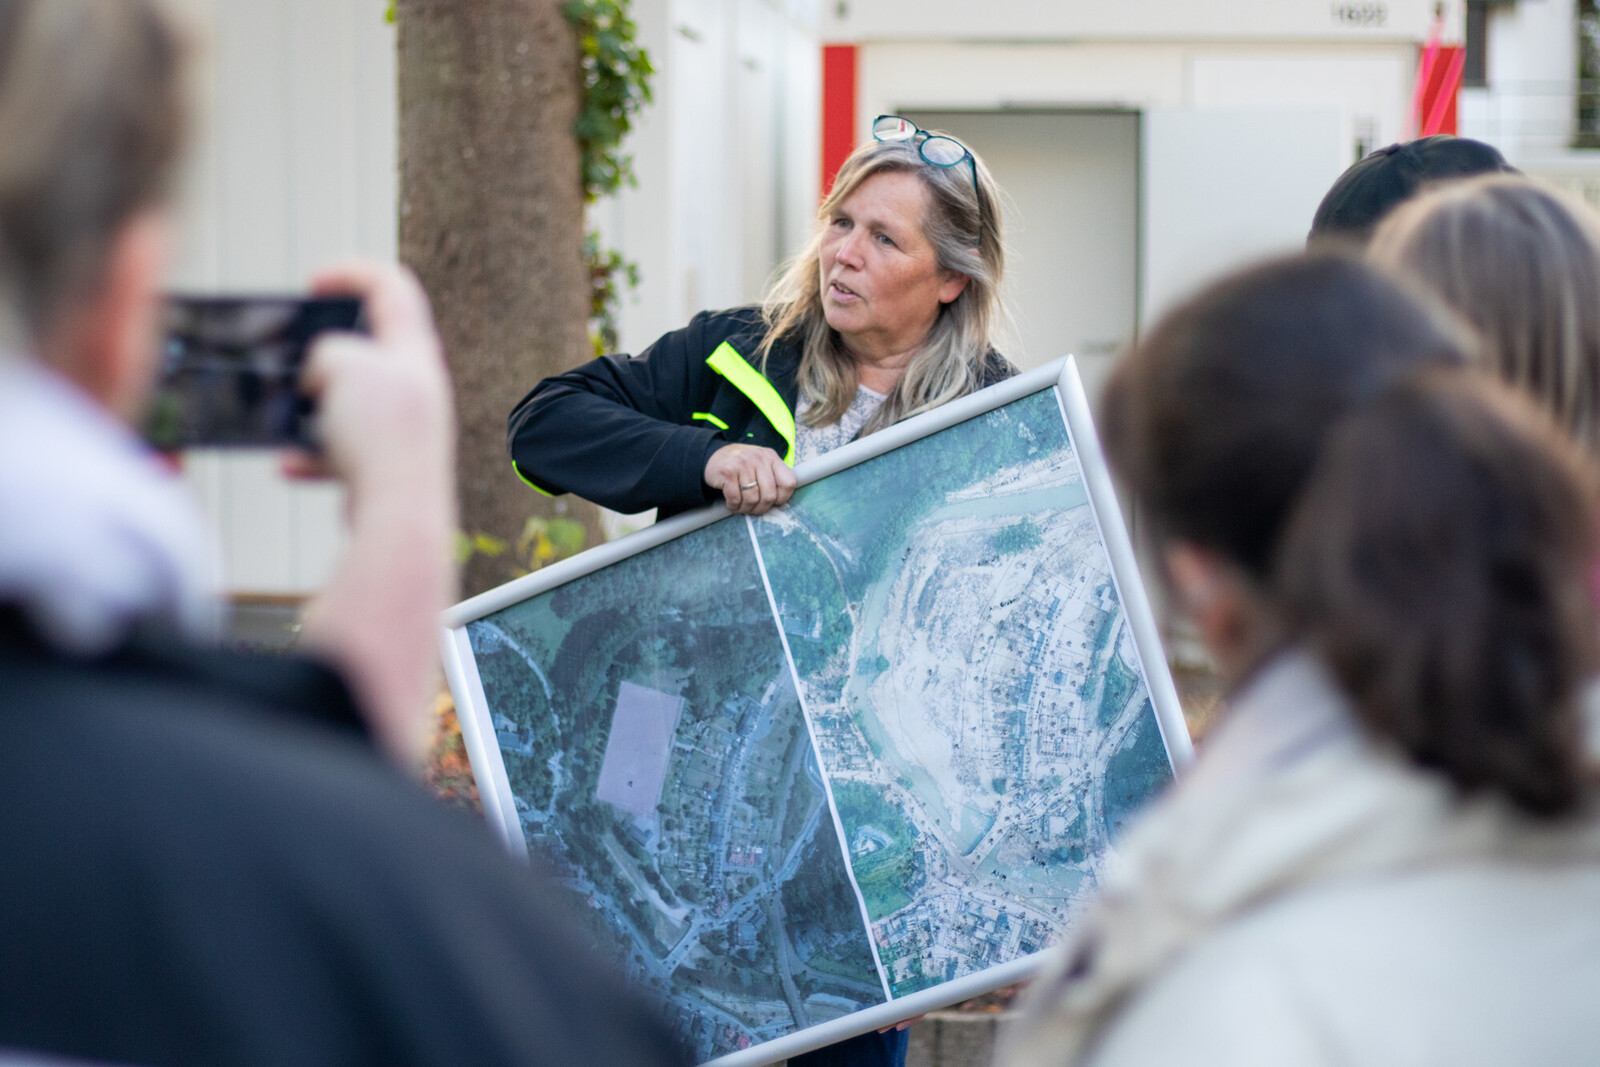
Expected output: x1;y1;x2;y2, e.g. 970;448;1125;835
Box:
142;294;365;451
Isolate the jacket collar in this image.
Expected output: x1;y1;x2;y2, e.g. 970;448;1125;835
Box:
0;357;221;654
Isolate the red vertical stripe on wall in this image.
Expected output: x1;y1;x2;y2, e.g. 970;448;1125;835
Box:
821;44;858;197
1419;44;1464;135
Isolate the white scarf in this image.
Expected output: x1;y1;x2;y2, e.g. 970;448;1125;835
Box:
0;356;221;653
998;649;1600;1067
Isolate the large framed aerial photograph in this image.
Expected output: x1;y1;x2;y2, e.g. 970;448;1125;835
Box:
441;358;1192;1066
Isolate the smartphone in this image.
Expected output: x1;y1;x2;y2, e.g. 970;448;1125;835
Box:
143;295;364;451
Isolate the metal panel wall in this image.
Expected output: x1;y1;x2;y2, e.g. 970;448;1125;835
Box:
167;0;397;594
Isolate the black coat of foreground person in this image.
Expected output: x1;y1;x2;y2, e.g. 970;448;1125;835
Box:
0;1;687;1064
0;609;687;1067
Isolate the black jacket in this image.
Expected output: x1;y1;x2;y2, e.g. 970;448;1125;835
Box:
0;611;688;1067
506;306;1016;518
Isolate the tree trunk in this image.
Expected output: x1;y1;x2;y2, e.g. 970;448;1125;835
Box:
397;0;602;598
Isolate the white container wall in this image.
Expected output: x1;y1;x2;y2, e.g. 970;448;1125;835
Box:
166;0;397;595
592;0;822;359
823;0;1441;42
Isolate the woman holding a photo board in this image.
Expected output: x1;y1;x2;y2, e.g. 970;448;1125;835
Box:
508;117;1015;522
1000;256;1600;1065
507;119;1017;1066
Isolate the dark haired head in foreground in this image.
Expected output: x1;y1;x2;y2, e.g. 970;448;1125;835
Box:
999;255;1600;1067
1308;135;1515;247
1278;369;1599;816
1100;255;1467;578
1101;252;1596;812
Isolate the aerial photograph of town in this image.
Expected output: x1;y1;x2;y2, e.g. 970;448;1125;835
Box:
460;384;1179;1060
754;388;1176;997
466;518;884;1061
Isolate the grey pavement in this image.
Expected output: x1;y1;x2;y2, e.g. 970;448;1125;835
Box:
905;1011;1004;1067
224;597;302;652
778;1011;1006;1067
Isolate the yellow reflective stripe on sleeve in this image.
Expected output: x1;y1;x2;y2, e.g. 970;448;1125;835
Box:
511;460;557;497
704;341;796;465
692;411;730;431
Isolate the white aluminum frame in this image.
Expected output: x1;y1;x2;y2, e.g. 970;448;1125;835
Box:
440;357;1192;1065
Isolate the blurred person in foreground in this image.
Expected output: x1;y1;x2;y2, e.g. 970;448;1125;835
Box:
998;256;1600;1066
1368;173;1600;460
0;2;686;1064
1307;134;1514;248
1369;175;1600;755
508;116;1013;524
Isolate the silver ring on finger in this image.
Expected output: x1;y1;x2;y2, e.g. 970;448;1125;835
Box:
740;481;759;490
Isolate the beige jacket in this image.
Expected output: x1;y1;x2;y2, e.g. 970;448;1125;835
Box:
998;649;1600;1067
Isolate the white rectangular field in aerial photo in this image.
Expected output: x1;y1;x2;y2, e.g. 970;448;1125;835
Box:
442;359;1191;1066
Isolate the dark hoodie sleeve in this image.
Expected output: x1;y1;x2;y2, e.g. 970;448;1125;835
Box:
506;311;739;516
977;349;1019;388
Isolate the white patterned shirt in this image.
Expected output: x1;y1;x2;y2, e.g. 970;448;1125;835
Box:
794;384;887;466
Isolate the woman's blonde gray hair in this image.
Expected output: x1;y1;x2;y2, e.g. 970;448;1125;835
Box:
1368;174;1600;456
757;134;1006;434
0;0;189;345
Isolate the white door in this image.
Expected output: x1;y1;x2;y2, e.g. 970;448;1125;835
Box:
1137;107;1344;656
1140;107;1345;325
901;110;1140;403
